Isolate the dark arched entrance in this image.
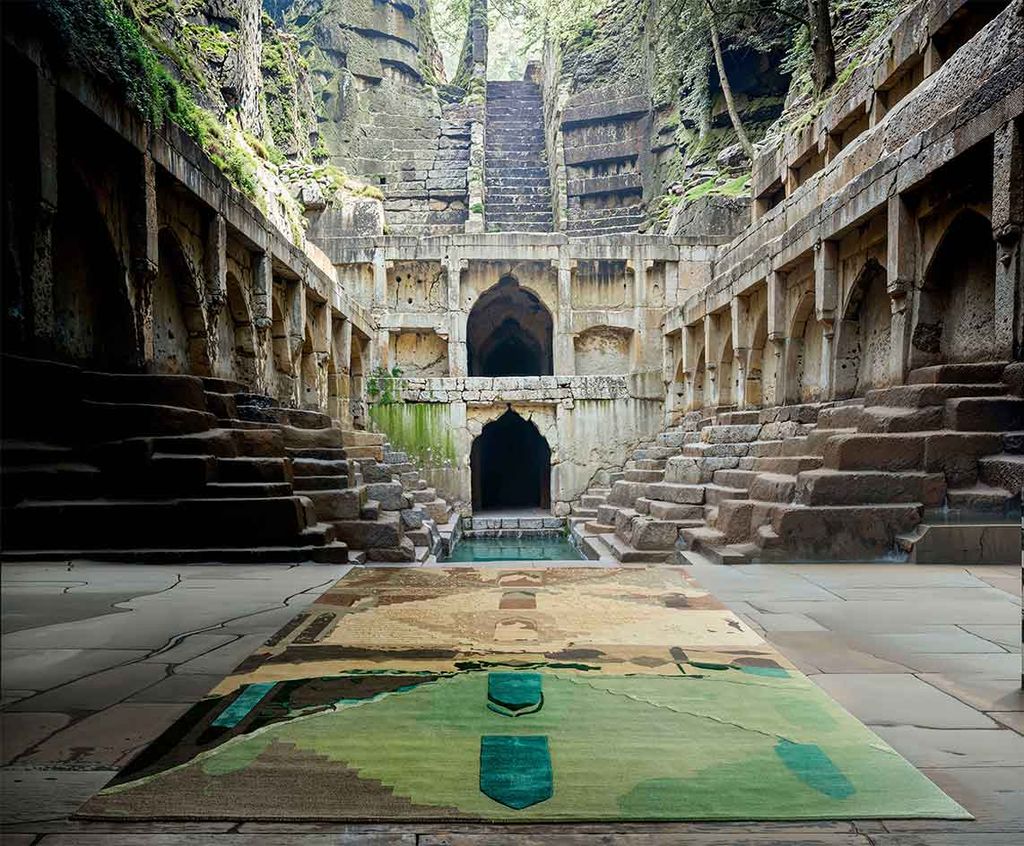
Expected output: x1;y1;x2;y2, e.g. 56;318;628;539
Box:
471;410;551;511
915;210;997;364
467;276;553;376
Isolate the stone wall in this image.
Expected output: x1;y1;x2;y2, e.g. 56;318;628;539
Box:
281;0;472;234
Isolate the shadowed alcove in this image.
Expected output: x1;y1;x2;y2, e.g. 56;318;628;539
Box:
471;410;551;512
467;276;553;376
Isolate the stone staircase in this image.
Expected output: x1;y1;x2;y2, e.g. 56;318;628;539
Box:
484;81;554;233
351;440;457;560
573;362;1023;565
0;355;429;565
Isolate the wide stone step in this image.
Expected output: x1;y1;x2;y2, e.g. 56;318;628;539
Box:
943;484;1018;513
216;456;291;483
291;458;350;477
795;469;946;507
600;532;674;563
204;481;293;498
712;468;759;489
714;411;761;425
823;432;1003;480
751;455;823;474
623;468;664;483
704;483;750;506
302;487;366;520
701;423;762;444
945;396;1024;431
908;362;1007;385
291;474;347;491
487;222;555;233
3;496;311;550
0;540;350;565
84;401;216;439
644;500;704;520
681;443;749;459
864;383;1004;408
743;471;798;504
287;446;347;461
771;503;922;559
978;453;1024;493
84;372;208;411
857;405;945;433
0;463;103;505
645;481;705;504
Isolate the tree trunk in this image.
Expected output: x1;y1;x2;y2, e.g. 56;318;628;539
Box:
806;0;836;96
706;10;754;161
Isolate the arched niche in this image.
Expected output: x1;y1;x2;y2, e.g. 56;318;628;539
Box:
51;171;136;369
152;228;209;375
224;272;257;387
467;276;553;376
914;210;997;365
470;409;551;512
787;292;823;404
833;258;891;399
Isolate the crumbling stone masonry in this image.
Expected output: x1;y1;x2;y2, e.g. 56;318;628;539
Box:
1;0;1021;567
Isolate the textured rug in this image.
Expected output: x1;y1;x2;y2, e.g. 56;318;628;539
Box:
78;566;969;822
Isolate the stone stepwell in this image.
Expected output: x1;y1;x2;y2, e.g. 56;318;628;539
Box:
572;362;1024;566
484;81;554;233
0;355;453;565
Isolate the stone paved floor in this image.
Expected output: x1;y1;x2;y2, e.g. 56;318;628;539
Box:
0;559;1020;844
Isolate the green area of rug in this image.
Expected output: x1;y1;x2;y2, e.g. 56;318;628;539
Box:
76;567;970;822
82;669;967;821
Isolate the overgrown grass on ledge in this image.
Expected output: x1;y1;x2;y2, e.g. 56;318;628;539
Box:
40;0;257;197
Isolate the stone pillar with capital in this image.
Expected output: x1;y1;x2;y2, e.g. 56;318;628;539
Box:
731;295;750;408
555;253;576;375
767;269;788;405
887;192;917;383
25;72;59;355
814;239;838;398
993;120;1023;361
132;149;160;369
446;254;469;376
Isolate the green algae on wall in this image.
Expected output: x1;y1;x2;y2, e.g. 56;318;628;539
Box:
369;402;457;468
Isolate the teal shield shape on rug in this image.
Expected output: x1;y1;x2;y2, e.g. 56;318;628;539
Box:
487;671;543;716
479;735;553;809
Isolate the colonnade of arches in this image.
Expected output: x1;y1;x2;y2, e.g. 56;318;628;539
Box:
672;208;1000;414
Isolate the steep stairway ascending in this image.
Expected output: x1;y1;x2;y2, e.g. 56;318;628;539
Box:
484;81;554;233
0;356;419;564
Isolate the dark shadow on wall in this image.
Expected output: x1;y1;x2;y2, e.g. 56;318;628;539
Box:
467;276;553;376
471;409;551;512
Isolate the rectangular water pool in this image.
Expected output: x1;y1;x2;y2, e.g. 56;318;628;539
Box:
442;536;583;562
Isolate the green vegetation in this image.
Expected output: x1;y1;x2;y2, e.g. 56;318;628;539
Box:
366;365;406;406
40;0;265;198
369;402;458;467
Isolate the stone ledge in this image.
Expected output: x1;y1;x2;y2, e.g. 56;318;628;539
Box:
399;375;631;403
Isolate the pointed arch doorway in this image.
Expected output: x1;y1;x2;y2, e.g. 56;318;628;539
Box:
471;409;551;512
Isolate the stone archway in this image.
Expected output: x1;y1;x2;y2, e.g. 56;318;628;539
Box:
833;259;891;399
467;276;553;376
153;229;210;375
787;292;823;404
224;272;257;387
51;171;136;369
471;409;551;512
914;210;997;365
